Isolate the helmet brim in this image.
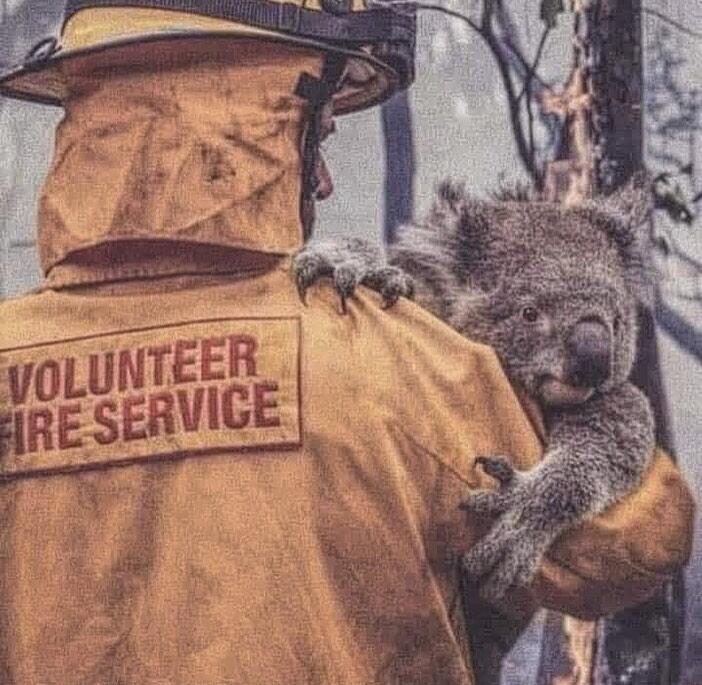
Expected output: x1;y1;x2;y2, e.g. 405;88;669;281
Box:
0;21;402;114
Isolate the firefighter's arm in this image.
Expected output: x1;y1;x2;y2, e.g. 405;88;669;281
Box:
523;448;695;619
387;300;694;620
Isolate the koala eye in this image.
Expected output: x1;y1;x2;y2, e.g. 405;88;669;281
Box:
521;306;540;323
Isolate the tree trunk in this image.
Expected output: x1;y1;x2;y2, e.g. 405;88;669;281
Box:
588;3;682;683
538;1;683;684
381;90;415;243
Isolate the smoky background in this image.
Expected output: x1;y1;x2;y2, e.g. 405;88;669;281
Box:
0;1;700;683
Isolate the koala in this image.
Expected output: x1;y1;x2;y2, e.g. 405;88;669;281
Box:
293;175;656;605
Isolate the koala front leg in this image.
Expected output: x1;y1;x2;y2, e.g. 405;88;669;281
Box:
461;382;655;605
293;237;414;311
460;458;565;605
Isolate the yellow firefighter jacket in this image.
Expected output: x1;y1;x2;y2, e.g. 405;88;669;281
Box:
0;44;694;685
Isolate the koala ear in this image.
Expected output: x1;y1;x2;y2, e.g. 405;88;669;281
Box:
393;179;493;299
427;178;491;265
599;170;653;241
432;179;470;222
606;173;655;310
581;172;656;309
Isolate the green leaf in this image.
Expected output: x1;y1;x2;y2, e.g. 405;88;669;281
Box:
540;0;565;28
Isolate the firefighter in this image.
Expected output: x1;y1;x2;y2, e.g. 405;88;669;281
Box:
0;3;694;684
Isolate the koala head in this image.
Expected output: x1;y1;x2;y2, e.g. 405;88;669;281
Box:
393;175;653;408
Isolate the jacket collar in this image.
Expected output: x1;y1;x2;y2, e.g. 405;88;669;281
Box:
38;42;323;286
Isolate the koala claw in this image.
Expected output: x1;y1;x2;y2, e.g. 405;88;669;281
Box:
294;251;331;305
475;456;516;487
365;266;415;309
329;264;357;313
459;456;520;513
292;240;414;313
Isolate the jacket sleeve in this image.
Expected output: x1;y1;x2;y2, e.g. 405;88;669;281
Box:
386;299;695;621
525;448;695;619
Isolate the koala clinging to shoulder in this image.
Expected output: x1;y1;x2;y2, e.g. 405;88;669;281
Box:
293;174;656;605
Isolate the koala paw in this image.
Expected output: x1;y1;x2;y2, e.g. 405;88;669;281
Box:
459;456;520;514
292;238;414;313
460;456;555;605
462;518;547;606
362;265;415;309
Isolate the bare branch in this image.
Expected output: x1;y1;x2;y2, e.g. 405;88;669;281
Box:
656;300;702;364
516;25;551;181
378;0;553;184
517;25;551;103
481;0;495;31
654;229;702;301
379;0;480;31
379;0;551;91
643;7;702;41
478;11;543;184
675;248;702;273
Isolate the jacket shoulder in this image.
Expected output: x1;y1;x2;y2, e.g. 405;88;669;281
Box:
300;284;543;480
0;289;121;351
0;290;58;349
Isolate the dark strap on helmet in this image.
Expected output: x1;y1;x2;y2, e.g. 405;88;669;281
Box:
295;53;346;202
64;0;415;45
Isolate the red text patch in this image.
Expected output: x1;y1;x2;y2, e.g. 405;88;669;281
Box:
0;317;301;477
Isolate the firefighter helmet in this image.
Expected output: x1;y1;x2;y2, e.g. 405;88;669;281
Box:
0;0;415;115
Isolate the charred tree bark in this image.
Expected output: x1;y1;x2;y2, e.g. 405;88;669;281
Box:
538;2;683;684
588;2;681;683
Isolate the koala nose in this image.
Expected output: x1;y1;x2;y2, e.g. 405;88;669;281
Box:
566;318;611;388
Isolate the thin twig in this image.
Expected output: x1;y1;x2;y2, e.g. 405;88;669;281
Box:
481;0;495;31
481;13;542;183
378;0;551;91
643;7;702;41
656;300;702;363
518;25;550;187
661;235;702;272
378;0;547;184
517;25;551;103
489;3;552;93
526;88;537;179
379;0;480;32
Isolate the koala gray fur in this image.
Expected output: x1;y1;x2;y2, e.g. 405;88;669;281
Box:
293;174;656;606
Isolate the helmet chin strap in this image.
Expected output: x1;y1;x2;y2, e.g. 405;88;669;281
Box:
295;55;346;206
